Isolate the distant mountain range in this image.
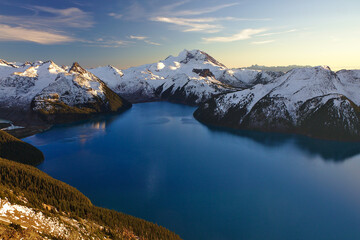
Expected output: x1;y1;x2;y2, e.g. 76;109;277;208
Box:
88;49;283;104
244;64;312;72
1;50;360;140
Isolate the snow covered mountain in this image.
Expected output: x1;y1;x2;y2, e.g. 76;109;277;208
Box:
32;62;131;122
0;60;131;125
0;61;66;110
0;49;282;126
219;68;284;87
88;50;282;105
3;51;360;141
194;66;360;141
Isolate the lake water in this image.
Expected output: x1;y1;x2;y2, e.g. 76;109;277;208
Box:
24;102;360;240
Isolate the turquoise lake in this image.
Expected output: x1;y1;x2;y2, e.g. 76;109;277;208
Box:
24;102;360;240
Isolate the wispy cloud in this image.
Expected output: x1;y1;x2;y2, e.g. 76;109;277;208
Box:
150;2;270;34
144;40;161;46
129;35;148;40
152;15;271;33
0;6;93;29
152;17;222;33
257;29;297;37
128;35;161;45
203;28;267;43
251;40;275;45
31;6;93;28
218;17;272;21
115;1;270;37
169;3;240;16
86;35;161;48
108;12;123;19
160;0;191;12
0;24;75;44
0;6;93;45
84;38;132;48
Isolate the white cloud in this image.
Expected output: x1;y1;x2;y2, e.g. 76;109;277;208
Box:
151;17;222;33
129;35;148;40
160;0;191;12
84;39;132;48
144;40;161;46
119;1;239;20
218;17;272;21
203;28;267;43
150;2;270;34
108;12;123;19
152;16;271;33
0;24;76;44
87;35;161;48
16;6;93;28
257;29;297;37
0;6;93;45
251;40;275;45
128;35;161;45
170;3;240;16
99;40;128;48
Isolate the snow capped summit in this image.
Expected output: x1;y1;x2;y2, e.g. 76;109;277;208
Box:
88;65;123;89
86;49;286;105
0;59;16;68
172;49;226;68
31;62;131;121
269;65;341;104
0;59;131;124
88;49;235;105
194;66;360;141
88;49;282;105
0;60;66;110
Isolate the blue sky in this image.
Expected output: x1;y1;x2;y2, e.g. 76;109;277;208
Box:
0;0;359;70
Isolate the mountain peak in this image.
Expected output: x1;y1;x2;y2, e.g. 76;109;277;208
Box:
316;65;332;71
288;65;333;75
0;59;9;65
69;62;87;74
0;59;17;68
107;65;124;76
176;49;226;68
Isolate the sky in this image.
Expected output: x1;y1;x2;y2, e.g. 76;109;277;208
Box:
0;0;359;70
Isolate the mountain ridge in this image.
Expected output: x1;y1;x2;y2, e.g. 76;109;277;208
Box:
2;50;360;140
194;65;360;141
0;60;131;136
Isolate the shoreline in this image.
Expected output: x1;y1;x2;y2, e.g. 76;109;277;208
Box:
5;125;52;139
3;99;360;142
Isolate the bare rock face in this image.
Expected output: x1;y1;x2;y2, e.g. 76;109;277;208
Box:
192;68;215;78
